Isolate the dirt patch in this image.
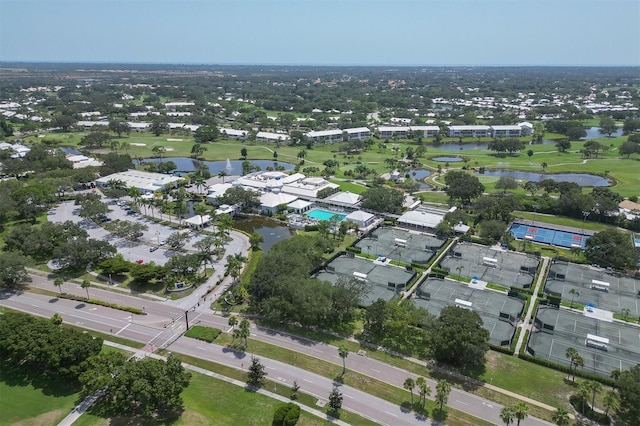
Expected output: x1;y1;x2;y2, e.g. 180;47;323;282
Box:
484;350;502;371
14;409;67;426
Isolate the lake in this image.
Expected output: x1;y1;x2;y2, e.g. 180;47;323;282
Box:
430;139;556;151
584;127;623;139
139;158;295;175
432;156;464;162
477;170;610;187
232;216;293;252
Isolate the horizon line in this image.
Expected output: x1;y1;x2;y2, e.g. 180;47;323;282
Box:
1;61;639;68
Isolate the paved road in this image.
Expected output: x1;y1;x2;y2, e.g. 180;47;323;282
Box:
2;285;553;426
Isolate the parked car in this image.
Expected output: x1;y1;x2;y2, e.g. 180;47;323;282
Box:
150;246;159;252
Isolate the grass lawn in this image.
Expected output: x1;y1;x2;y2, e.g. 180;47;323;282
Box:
328;179;369;194
74;372;334;426
0;364;80;426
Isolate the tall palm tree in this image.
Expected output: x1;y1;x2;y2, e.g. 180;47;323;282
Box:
602;389;619;418
418;380;431;410
586;380;602;416
513;402;529;426
573;355;584;381
551;407;570;426
193;203;208;228
415;377;427;405
500;406;516;425
565;347;578;380
218;169;229;184
568;288;579;309
435;379;451;415
53;277;64;294
403;378;416;405
338;345;349;375
576;381;591;415
81;279;91;299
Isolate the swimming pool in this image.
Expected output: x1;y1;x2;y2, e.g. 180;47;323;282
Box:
306;209;346;221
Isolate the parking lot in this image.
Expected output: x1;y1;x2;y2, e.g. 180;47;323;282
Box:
49;198;241;267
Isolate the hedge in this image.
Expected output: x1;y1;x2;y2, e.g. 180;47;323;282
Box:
58;293;144;315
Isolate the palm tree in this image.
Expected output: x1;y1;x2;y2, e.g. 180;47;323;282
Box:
500;406;516;425
435;379;451;415
602;389;619;418
239;318;250;347
577;381;591;414
418;380;431;410
455;265;464;279
573;355;584;381
568;288;579;309
541;162;548;171
225;253;247;284
218;169;229;184
551;407;570;426
513;402;529;426
565;347;578;380
586;380;602;416
415;377;427;405
338;345;349;375
621;307;630;321
228;315;238;331
53;277;64;294
81;279;91;299
193;203;208;228
403;378;416;405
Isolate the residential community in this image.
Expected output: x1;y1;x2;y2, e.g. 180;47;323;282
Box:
1;63;640;426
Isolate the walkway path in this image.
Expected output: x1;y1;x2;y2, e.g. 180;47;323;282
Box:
514;256;549;357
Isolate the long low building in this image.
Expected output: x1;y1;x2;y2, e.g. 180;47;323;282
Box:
96;169;180;193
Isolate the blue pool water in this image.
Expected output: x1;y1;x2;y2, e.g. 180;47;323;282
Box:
306;209;346;221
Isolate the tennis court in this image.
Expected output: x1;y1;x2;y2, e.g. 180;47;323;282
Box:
438;242;539;289
544;261;640;318
413;277;525;346
527;306;640;376
355;227;446;265
509;222;590;249
314;254;416;305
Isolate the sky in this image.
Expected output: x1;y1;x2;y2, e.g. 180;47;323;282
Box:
1;0;639;66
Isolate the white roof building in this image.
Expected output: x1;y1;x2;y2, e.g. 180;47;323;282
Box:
256;131;290;143
260;192;298;213
220;128;248;139
306;129;343;143
281;177;339;199
287;199;313;213
206;183;234;204
95;170;180;193
397;210;444;230
345;210;376;228
184;214;213;228
232;171;290;192
325;191;361;206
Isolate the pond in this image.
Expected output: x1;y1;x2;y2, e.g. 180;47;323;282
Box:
138;158;295;175
476;170;610;187
584;127;623;139
406;169;432;188
432;156;464;162
232;216;293;252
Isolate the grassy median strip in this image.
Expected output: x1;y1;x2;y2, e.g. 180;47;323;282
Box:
212;333;493;426
165;351;379;426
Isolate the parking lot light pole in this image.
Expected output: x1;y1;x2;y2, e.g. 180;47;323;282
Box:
109;273;112;285
156;231;160;245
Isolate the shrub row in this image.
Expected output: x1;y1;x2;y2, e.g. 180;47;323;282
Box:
58;293;144;315
430;267;449;276
184;325;222;343
490;344;514;356
346;246;362;254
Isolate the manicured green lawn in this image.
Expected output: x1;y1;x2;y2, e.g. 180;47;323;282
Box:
0;365;80;426
328;179;368;194
74;372;333;426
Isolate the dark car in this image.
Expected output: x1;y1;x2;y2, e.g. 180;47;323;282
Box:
150;246;159;252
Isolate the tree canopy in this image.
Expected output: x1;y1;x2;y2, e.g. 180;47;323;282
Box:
430;306;489;368
444;171;485;204
615;364;640;425
360;186;404;214
584;229;637;270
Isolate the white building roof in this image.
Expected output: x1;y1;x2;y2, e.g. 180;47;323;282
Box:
260;192;298;208
397;210;444;228
287;199;313;210
184;215;212;226
257;131;290;141
281;178;339;199
490;125;522;131
449;125;491;131
326;191;361;205
220;128;248;137
95;169;180;192
77;120;108;127
344;127;370;134
207;183;233;199
345;210;375;222
307;129;343;138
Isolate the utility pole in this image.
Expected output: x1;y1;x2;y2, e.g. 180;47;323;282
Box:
185;310;190;330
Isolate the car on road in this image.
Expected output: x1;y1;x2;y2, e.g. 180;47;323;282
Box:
136;259;144;264
150;246;159;252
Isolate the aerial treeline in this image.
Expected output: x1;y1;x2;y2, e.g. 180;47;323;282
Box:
247;235;366;326
0;311;103;380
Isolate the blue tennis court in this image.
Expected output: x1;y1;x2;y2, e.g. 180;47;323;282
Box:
509;223;589;249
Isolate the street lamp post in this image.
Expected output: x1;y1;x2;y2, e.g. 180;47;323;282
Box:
108;273;112;285
156;231;160;246
581;211;590;235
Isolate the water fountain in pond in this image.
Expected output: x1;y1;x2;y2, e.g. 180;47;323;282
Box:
225;158;233;174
